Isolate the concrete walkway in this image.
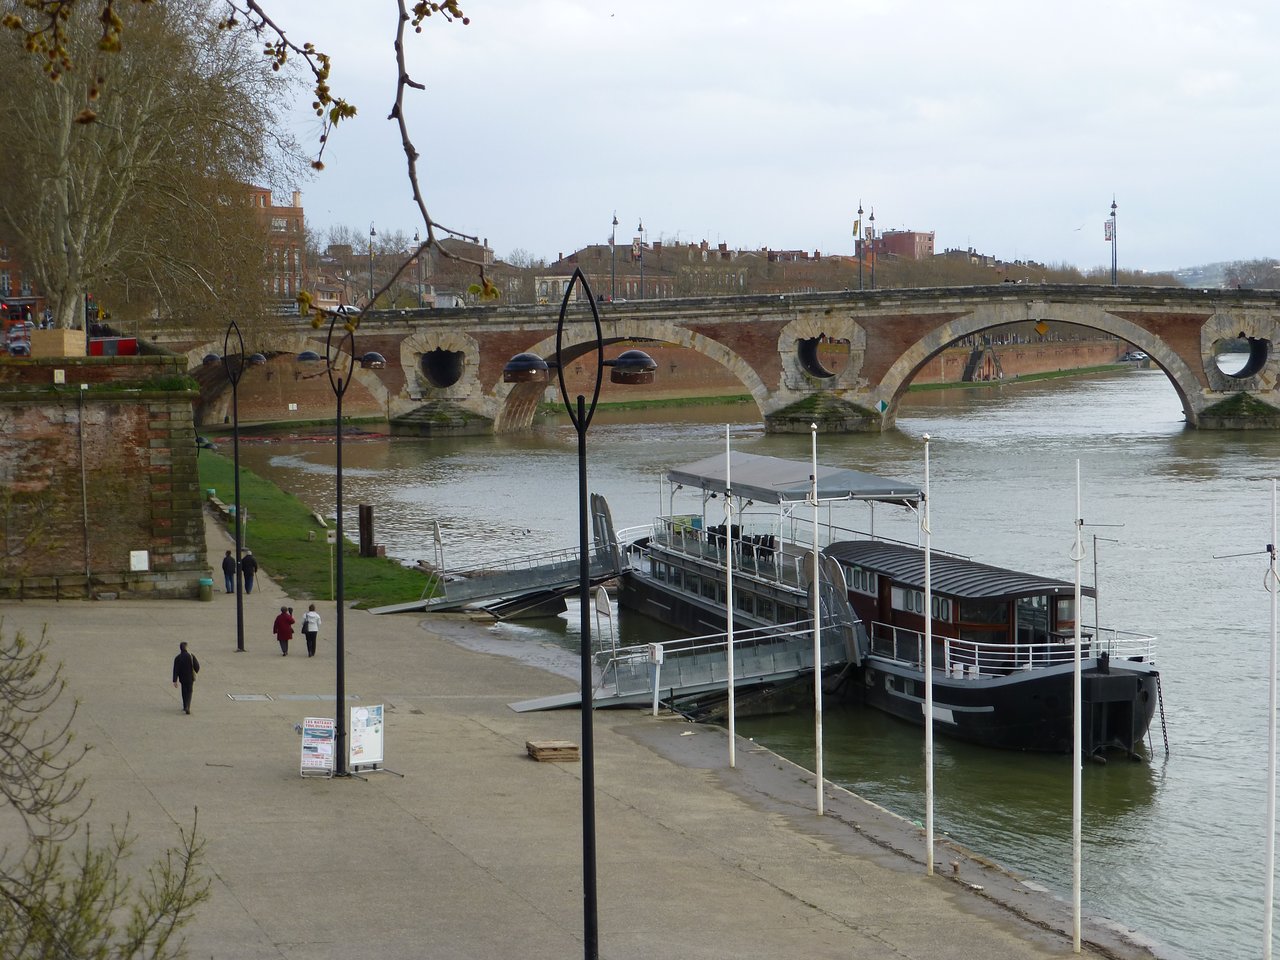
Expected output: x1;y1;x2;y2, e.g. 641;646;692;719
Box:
0;512;1165;960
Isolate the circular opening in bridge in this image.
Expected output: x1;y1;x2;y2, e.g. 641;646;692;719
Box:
796;335;850;379
420;348;465;388
1214;336;1270;379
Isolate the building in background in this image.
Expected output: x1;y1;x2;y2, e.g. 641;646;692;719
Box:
247;186;305;312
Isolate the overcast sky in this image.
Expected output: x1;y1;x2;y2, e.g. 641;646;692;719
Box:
277;0;1278;273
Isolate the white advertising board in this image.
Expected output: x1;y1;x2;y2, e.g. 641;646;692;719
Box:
350;704;385;768
300;716;335;776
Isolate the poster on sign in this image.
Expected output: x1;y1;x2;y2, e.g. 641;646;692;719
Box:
300;716;335;777
349;704;385;769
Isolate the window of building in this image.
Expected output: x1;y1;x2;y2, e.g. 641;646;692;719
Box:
0;270;9;295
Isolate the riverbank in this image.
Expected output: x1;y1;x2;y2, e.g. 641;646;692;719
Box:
0;510;1165;959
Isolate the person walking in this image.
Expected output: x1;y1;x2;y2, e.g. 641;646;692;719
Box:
272;605;295;656
301;603;322;657
239;550;258;594
221;549;236;594
171;641;200;714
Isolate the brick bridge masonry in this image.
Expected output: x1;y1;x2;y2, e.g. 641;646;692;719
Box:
181;283;1280;433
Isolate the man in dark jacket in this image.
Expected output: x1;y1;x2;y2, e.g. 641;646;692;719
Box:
172;641;200;714
221;549;236;593
239;550;258;593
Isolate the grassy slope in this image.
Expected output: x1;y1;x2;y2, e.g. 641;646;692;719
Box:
197;451;432;607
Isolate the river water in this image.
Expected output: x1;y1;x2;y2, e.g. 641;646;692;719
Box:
235;368;1280;960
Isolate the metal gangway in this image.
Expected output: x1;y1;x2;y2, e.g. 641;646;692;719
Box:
368;542;622;616
509;618;855;713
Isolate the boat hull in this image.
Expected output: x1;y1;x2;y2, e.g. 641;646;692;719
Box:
852;656;1159;755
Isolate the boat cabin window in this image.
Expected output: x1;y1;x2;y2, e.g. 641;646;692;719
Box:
891;586;950;620
844;564;878;596
757;597;775;621
958;597;1009;645
654;562;667;583
1016;595;1051;646
1055;597;1076;629
670;568;683;589
734;591;754;615
702;578;717;601
685;573;699;595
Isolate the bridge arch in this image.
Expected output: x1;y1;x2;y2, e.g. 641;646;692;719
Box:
874;301;1206;427
491;319;773;432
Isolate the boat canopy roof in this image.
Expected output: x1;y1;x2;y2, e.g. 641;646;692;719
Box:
668;452;922;507
826;540;1096;601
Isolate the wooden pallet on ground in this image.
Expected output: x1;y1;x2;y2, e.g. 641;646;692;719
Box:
526;739;580;762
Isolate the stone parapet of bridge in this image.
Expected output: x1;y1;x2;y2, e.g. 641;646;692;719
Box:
173;284;1280;433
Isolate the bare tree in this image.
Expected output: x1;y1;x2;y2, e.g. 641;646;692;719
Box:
1223;259;1280;290
0;624;210;958
0;1;305;334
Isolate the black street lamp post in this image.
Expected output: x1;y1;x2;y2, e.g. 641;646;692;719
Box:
636;219;645;300
414;230;424;307
869;208;877;290
1109;198;1118;286
222;321;247;653
610;212;618;303
503;268;656;960
368;223;376;306
857;201;864;291
325;314;356;777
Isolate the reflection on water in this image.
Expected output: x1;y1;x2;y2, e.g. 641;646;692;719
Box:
236;368;1280;960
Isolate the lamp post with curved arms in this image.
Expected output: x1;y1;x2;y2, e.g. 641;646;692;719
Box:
857;201;864;291
503;268;656;960
636;219;646;300
222;321;247;653
325;313;357;777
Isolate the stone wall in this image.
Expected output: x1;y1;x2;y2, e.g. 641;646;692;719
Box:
0;356;207;599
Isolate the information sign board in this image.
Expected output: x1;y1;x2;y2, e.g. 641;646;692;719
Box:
349;704;385;768
300;716;335;776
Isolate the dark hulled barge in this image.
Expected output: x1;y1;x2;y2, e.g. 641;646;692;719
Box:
616;452;1160;757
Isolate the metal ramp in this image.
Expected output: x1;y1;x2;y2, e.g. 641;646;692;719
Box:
371;493;626;617
368;546;619;615
509;619;853;712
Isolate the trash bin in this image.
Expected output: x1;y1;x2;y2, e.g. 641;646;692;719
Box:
198;577;213;602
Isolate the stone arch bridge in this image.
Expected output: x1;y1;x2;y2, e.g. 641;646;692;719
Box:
184;284;1280;433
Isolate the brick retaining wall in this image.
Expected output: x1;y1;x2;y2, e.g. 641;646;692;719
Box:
0;357;207;599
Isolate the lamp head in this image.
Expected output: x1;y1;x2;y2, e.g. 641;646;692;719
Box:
606;348;658;385
503;352;551;384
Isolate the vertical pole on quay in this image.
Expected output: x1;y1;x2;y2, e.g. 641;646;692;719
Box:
1071;460;1085;952
1265;480;1277;960
326;315;356;778
222;321;246;654
725;425;736;769
923;434;934;874
811;423;824;816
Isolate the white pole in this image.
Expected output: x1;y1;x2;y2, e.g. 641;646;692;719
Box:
923;434;934;874
1071;460;1085;953
811;423;824;816
1265;480;1277;960
725;426;736;769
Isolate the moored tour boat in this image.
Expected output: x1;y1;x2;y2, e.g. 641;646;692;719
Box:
616;451;1161;757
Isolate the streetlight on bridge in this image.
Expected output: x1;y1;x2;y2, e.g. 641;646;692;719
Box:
610;212;618;303
413;229;424;307
869;208;877;290
857;201;864;291
636;218;646;300
502;269;657;960
1108;198;1118;286
368;223;376;305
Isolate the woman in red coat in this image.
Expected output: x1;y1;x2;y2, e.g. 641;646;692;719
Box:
272;606;295;656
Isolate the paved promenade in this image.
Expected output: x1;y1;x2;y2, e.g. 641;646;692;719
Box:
0;515;1166;959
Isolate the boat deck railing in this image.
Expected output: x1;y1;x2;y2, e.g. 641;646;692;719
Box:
867;621;1157;678
594;618;850;703
618;518;821;591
